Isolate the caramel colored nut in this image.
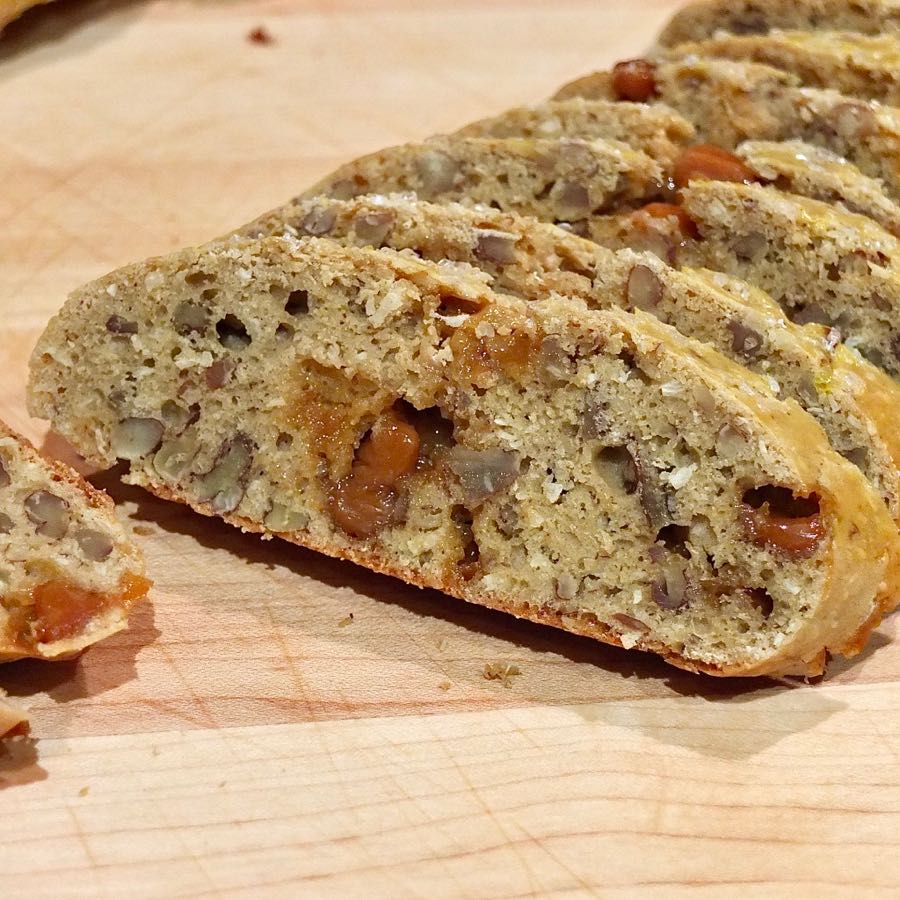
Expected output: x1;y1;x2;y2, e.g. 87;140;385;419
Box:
828;102;878;140
611;59;658;102
111;417;164;460
740;487;824;558
152;434;200;481
24;490;70;540
636;203;698;239
673;145;759;189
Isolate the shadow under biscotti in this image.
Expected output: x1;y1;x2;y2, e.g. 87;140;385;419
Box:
81;467;835;759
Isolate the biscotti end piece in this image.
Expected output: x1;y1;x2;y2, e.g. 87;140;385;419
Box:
0;691;28;738
301;136;664;227
455;99;695;167
28;235;900;677
0;422;150;662
658;0;900;47
669;31;900;105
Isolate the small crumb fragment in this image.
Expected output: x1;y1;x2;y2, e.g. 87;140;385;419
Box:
247;25;274;45
132;525;155;536
338;613;354;628
219;780;226;788
79;786;89;798
483;662;522;688
438;681;452;691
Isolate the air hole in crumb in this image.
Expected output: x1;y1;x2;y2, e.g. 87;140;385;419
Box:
216;315;251;350
594;445;638;494
285;290;309;316
656;523;691;559
747;588;775;619
276;323;295;341
451;505;480;580
185;271;214;286
438;294;484;317
201;288;218;301
143;358;156;369
742;486;820;518
276;432;293;450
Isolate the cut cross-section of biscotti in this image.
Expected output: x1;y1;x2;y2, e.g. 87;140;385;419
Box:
0;421;150;662
0;690;27;738
28;236;900;677
588;181;900;377
238;194;900;522
454;99;695;168
658;0;900;46
668;32;900;105
735;140;900;237
553;58;900;203
300;136;664;227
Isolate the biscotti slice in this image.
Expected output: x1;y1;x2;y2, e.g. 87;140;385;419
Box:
454;99;695;168
0;422;150;662
300;136;664;226
554;58;900;203
658;0;900;46
27;236;900;677
669;32;900;105
589;181;900;376
239;194;900;521
736;140;900;236
0;690;27;738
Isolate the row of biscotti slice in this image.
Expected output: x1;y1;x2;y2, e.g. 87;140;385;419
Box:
658;0;900;46
454;98;900;237
554;57;900;205
0;421;149;662
293;134;900;380
664;31;900;106
25;235;900;677
237;194;900;522
587;179;900;378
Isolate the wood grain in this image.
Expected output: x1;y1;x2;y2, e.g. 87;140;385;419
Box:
1;1;900;896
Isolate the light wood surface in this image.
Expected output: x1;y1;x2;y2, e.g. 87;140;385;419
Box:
2;1;900;896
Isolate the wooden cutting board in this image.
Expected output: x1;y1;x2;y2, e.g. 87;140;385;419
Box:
2;1;900;896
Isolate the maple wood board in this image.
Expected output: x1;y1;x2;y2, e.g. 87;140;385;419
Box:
2;1;900;897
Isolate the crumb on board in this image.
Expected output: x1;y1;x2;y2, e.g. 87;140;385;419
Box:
438;681;452;691
338;613;354;628
247;25;274;45
79;786;89;798
483;662;522;688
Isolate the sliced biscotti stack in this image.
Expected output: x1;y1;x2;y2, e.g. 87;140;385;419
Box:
589;181;900;376
554;57;900;203
27;235;900;677
454;99;695;168
667;32;900;105
300;136;664;226
0;421;150;662
658;0;900;45
735;141;900;237
238;194;900;521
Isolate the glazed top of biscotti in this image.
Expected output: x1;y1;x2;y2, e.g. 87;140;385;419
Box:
670;30;900;73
